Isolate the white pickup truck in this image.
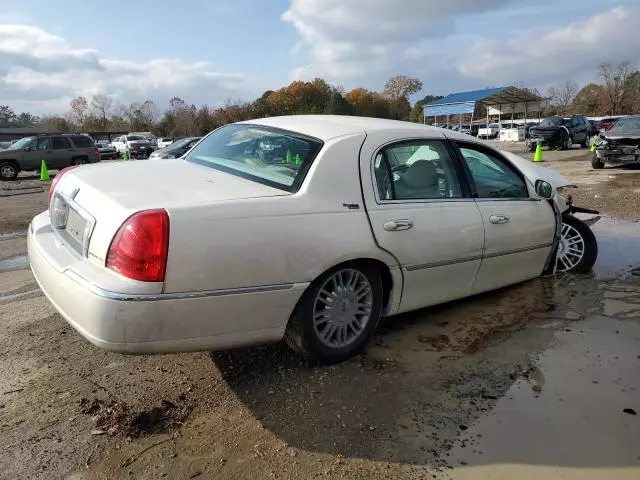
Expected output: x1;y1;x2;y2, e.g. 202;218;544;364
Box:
477;123;500;139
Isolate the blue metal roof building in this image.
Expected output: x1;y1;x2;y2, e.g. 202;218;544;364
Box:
424;86;544;118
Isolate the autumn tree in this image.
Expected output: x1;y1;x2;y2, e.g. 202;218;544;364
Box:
621;70;640;114
383;75;423;120
263;78;333;116
325;89;354;115
38;115;72;132
345;88;391;118
90;93;114;128
547;80;578;114
570;83;607;115
164;97;197;136
122;100;159;131
599;61;633;115
0;105;17;127
69;96;88;129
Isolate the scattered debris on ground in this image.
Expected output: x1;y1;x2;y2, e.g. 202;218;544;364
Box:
79;394;193;437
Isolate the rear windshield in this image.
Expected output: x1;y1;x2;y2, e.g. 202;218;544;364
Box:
606;117;640;136
185;124;323;192
126;135;145;141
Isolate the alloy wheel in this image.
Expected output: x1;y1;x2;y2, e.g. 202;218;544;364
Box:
312;268;373;348
0;164;17;179
556;223;586;272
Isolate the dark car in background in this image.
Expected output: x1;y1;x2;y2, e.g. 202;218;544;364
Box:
95;142;118;160
148;137;202;159
592;115;640;169
527;115;590;151
0;134;99;180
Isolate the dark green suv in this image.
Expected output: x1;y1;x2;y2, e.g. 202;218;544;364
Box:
0;134;100;180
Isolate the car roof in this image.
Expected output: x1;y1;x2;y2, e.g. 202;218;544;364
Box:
240;115;444;141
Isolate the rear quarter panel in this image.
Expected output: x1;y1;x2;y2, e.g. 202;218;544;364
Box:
162;133;401;294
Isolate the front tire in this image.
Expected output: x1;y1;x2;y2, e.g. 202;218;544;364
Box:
591;155;604;169
561;133;573;150
556;215;598;274
284;263;383;364
0;160;19;180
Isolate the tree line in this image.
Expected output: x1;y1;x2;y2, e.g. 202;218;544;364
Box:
1;61;638;137
547;61;640;116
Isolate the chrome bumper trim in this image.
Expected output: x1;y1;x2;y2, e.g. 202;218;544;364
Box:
63;269;295;302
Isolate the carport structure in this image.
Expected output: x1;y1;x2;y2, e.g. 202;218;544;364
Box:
423;86;545;137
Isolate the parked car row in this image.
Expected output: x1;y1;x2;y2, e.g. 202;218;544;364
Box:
0;134;100;180
0;132;204;180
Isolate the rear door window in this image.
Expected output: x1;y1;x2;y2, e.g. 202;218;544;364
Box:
374;140;464;201
52;136;72;149
36;137;52;150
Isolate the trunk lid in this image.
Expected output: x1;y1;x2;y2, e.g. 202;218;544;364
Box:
53;160;288;264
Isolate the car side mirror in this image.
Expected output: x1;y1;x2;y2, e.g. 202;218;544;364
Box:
535;180;553;199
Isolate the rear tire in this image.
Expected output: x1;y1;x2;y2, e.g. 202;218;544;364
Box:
591;155;604;169
284;263;383;364
556;215;598;274
0;160;19;180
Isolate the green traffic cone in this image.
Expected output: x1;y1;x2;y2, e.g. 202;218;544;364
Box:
40;160;49;181
285;150;292;164
294;153;301;165
533;143;543;162
123;150;129;161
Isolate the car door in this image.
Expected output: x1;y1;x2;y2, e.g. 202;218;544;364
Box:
452;141;555;294
51;136;73;167
571;117;586;143
26;137;55;170
360;131;485;314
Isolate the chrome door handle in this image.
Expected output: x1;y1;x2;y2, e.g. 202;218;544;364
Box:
489;214;510;224
383;219;414;231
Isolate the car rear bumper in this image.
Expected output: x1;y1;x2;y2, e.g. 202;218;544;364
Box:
28;212;307;354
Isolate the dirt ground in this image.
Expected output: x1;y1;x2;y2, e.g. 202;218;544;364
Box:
1;149;639;480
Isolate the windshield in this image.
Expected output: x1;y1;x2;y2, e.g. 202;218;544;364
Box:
606;117;640;136
8;137;33;150
540;117;570;127
126;135;145;141
185;124;323;192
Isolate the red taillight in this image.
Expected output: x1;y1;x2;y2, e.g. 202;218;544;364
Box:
48;165;79;209
106;210;169;282
95;148;100;156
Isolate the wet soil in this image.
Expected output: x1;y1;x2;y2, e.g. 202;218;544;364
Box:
0;153;639;479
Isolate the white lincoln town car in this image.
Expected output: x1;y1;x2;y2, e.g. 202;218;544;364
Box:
28;115;598;363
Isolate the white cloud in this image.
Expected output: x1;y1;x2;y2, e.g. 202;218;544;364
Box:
459;6;640;85
0;25;250;114
284;1;640;96
282;0;513;82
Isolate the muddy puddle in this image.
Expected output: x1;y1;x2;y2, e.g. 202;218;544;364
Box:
208;214;640;473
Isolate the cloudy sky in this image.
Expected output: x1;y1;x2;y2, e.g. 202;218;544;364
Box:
1;0;639;115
